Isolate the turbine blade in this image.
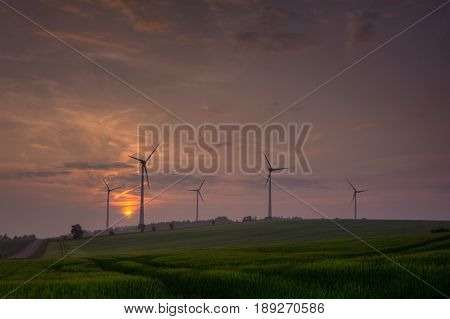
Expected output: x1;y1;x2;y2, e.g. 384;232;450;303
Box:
346;178;357;191
146;143;160;162
128;155;140;161
349;193;356;207
263;153;272;169
358;189;369;193
102;178;109;188
144;165;150;189
199;178;206;190
111;185;123;191
265;174;270;186
198;191;204;202
272;167;286;172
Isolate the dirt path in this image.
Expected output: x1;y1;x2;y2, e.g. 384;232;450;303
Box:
7;239;47;259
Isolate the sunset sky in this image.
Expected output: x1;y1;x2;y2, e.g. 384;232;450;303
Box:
1;0;449;237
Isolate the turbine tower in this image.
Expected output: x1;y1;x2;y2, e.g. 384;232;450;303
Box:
129;144;159;232
103;179;122;229
187;179;205;222
346;178;368;220
264;153;286;219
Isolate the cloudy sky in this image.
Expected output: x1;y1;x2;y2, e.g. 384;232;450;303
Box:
0;0;449;237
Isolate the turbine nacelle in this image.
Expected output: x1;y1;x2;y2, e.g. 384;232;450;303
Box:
103;178;122;192
347;178;369;195
187;178;206;201
263;152;286;186
128;144;160;189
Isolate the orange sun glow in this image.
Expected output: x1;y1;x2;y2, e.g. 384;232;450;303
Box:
121;207;135;217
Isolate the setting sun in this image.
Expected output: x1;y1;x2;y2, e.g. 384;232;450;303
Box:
121;207;135;218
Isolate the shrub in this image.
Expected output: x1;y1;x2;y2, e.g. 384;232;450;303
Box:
71;224;84;239
431;228;449;233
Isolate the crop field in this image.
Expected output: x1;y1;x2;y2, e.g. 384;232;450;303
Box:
0;238;33;259
0;220;449;298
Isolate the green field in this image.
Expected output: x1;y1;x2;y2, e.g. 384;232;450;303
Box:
1;220;449;298
0;238;33;258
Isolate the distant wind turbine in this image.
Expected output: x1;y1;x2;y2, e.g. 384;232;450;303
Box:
346;178;368;220
187;179;206;222
264;153;286;219
103;179;122;229
129;144;159;232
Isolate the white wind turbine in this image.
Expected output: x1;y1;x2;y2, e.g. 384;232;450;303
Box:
187;179;206;222
346;178;368;220
129;144;159;232
103;179;122;229
264;153;286;219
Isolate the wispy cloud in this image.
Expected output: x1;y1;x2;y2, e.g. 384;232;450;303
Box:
346;10;380;50
0;170;72;180
207;0;258;12
0;54;32;62
227;31;313;53
62;161;132;170
99;0;172;33
61;3;92;18
35;31;139;54
31;143;54;151
3;114;55;127
211;1;315;53
351;123;377;132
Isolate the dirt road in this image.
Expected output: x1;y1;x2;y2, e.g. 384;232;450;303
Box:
7;239;47;259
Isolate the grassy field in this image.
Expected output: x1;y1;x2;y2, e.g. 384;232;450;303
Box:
1;219;449;298
0;238;33;258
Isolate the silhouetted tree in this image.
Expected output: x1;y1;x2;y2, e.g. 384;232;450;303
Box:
71;224;84;239
212;219;216;225
151;226;156;232
109;229;115;236
169;223;174;230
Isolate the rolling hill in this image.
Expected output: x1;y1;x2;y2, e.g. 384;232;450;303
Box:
44;219;450;257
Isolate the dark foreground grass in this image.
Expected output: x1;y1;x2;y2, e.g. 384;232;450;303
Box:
0;223;449;298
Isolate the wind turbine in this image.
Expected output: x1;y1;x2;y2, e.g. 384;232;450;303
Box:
103;179;122;229
346;178;368;220
264;153;286;219
129;144;159;232
187;179;206;222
